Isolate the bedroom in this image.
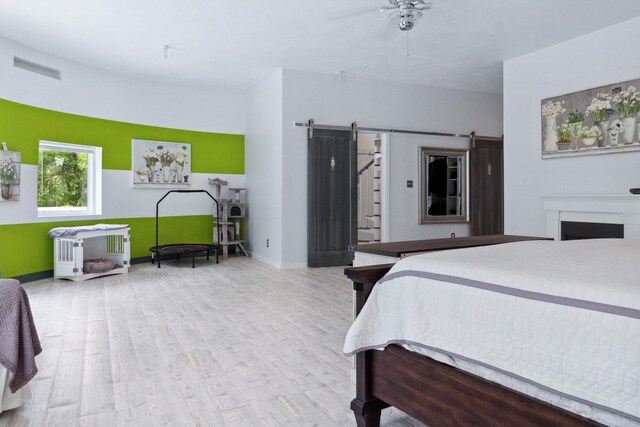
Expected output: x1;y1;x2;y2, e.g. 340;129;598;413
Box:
0;0;639;426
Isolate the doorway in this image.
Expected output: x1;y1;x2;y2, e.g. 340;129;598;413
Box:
356;133;383;244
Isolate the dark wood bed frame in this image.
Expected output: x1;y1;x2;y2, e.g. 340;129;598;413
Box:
345;264;604;427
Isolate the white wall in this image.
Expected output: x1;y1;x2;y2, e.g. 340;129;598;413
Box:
503;17;640;237
0;35;246;226
0;169;244;225
281;69;503;268
0;37;245;134
245;70;284;267
386;133;470;241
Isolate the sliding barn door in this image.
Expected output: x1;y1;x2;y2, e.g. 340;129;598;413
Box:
470;136;504;235
308;129;357;267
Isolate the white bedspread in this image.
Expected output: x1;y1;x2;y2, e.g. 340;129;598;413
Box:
344;239;640;425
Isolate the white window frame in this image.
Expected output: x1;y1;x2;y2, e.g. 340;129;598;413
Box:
38;140;102;217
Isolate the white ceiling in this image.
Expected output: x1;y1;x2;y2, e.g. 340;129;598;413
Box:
1;0;640;94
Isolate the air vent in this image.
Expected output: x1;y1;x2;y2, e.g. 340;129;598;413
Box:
13;56;61;80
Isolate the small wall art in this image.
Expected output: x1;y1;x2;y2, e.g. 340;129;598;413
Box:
132;139;191;188
0;150;20;202
541;77;640;159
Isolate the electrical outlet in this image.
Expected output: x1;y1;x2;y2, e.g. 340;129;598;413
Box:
512;177;525;186
450;233;456;238
266;239;269;248
407;180;413;188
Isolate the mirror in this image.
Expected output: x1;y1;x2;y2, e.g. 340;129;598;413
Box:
419;148;468;224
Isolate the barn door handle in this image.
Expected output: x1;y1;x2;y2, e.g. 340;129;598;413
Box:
487;163;492;176
331;157;336;171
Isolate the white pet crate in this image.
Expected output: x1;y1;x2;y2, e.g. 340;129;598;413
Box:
53;227;130;281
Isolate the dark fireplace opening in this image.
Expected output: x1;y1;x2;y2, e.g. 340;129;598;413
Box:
561;221;624;241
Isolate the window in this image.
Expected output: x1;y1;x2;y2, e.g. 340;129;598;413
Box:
38;141;102;216
419;147;468;224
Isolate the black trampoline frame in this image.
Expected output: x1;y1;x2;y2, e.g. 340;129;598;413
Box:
149;190;220;268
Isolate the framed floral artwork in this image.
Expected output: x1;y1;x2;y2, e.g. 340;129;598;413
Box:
0;150;20;202
131;139;191;188
541;77;640;158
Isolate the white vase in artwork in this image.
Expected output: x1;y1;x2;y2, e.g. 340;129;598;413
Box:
175;164;184;183
543;115;559;152
147;164;156;183
594;120;609;147
582;137;596;148
622;117;636;144
609;131;620;146
568;121;582;140
162;166;171;183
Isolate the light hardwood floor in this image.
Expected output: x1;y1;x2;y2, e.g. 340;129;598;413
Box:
1;258;424;427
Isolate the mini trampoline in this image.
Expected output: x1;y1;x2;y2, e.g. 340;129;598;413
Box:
149;190;220;268
150;243;217;268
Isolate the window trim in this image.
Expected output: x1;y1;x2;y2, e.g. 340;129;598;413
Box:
38;140;102;217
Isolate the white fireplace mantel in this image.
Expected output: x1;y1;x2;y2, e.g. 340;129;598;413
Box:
542;194;640;240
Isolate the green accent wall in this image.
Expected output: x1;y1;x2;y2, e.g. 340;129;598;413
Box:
0;98;244;173
0;98;245;278
0;216;214;278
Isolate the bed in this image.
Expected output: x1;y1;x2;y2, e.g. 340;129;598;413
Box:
0;279;41;413
343;239;640;426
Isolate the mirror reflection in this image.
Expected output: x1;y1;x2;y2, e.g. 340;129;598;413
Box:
420;148;467;223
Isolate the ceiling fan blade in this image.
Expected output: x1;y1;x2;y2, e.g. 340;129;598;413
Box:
327;7;378;22
414;2;432;11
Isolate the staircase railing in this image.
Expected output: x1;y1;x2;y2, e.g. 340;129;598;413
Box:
358;158;375;176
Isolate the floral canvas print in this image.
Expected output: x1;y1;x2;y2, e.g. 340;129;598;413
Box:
541;77;640;158
132;139;191;188
0;150;20;202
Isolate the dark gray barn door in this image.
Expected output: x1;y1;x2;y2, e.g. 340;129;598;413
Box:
470;136;504;235
308;129;356;267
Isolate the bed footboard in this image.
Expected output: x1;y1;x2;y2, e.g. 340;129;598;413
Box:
345;264;394;427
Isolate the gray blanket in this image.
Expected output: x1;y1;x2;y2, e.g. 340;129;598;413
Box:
0;279;42;392
47;223;129;238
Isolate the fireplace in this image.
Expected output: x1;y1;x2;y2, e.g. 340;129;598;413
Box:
560;221;624;240
543;194;640;241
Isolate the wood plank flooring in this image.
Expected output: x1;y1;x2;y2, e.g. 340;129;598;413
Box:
0;258;424;427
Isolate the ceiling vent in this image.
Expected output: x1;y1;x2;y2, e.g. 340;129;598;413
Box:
13;56;61;80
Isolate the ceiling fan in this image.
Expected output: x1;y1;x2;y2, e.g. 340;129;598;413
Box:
329;0;432;32
381;0;432;32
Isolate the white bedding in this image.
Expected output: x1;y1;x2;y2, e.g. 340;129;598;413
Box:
344;239;640;425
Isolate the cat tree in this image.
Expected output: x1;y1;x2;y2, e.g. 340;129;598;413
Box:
208;178;247;259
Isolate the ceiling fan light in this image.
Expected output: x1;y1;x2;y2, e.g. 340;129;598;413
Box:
398;16;415;31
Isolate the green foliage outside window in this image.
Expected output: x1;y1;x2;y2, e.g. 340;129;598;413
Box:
38;150;88;208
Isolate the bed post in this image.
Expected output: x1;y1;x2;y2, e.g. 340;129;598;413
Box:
344;264;394;427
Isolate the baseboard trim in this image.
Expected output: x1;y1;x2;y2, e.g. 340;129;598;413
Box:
131;256;153;265
13;270;54;283
12;256;154;283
